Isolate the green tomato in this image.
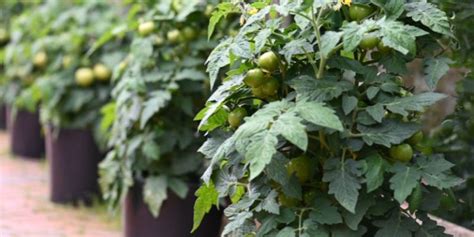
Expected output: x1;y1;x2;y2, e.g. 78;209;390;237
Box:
377;41;391;55
251;86;266;98
258;51;280;72
182;27;197;41
287;155;314;183
243;68;265;87
278;192;300;207
439;192;456;210
261;77;280;97
389;144;413;162
359;35;380;49
228;107;247;128
167;29;182;44
407;131;423;145
349;4;374;22
138;21;155;36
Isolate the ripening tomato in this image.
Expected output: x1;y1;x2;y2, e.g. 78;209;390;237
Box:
167;29;182;44
182;27;197;41
93;63;111;81
243;68;265;87
251;86;266;99
377;41;391;55
407;131;423;145
138;21;155;36
258;51;280;72
261;77;279;97
33;51;48;68
228;107;247;128
278;192;300;207
75;67;94;87
389;144;413;162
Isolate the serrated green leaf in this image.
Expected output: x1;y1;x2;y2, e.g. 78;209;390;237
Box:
143;176;168;218
342;95;357;115
374;211;416;237
287;75;353;102
276;227;296;237
342;196;374;231
377;19;428;55
271;111;308;150
384;92;447;116
320;31;342;58
296;101;343;131
366;104;385;123
323;158;362;213
168;177;189;199
389;164;422;203
140;90;171;128
246;131;278;180
424;57;452;90
192;181;219;232
309;197;343;225
142;140;160;160
405;2;453;37
364;153;388;192
358;120;419;147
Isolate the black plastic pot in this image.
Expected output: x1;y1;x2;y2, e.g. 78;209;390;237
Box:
7;107;45;158
46;127;102;204
0;105;6;130
125;181;223;237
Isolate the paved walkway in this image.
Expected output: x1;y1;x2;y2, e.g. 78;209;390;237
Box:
0;132;121;237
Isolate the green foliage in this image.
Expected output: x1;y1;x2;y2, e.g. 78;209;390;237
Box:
194;0;461;235
98;0;227;218
431;74;474;228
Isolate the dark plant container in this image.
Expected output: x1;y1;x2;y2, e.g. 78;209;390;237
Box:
125;181;223;237
7;107;45;158
0;105;6;130
46;127;102;204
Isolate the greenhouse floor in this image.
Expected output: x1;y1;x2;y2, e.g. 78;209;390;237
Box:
0;132;120;237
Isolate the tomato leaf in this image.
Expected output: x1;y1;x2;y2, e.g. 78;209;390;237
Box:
389;163;422;203
357;120;420;147
405;2;453;37
143;175;168;218
384;92;447;116
423;57;453;90
322;158;363;213
192;181;219;232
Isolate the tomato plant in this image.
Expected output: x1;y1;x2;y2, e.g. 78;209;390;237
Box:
193;1;462;236
430;75;474;229
97;0;226;218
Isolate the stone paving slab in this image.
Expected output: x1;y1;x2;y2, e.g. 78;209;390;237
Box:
0;132;120;237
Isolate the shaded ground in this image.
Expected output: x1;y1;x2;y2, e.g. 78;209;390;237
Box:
0;132;120;237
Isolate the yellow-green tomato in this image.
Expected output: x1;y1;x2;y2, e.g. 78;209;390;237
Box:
75;67;94;87
243;68;265;87
93;64;111;81
138;21;155;36
389;144;413;162
182;27;197;41
407;131;423;145
258;51;280;72
359;35;380;49
62;55;73;68
287;155;313;183
251;86;266;99
167;29;181;44
278;192;300;207
228;107;247;128
0;28;10;45
261;77;280;97
33;51;48;68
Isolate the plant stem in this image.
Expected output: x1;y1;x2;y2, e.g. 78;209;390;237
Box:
311;7;325;79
